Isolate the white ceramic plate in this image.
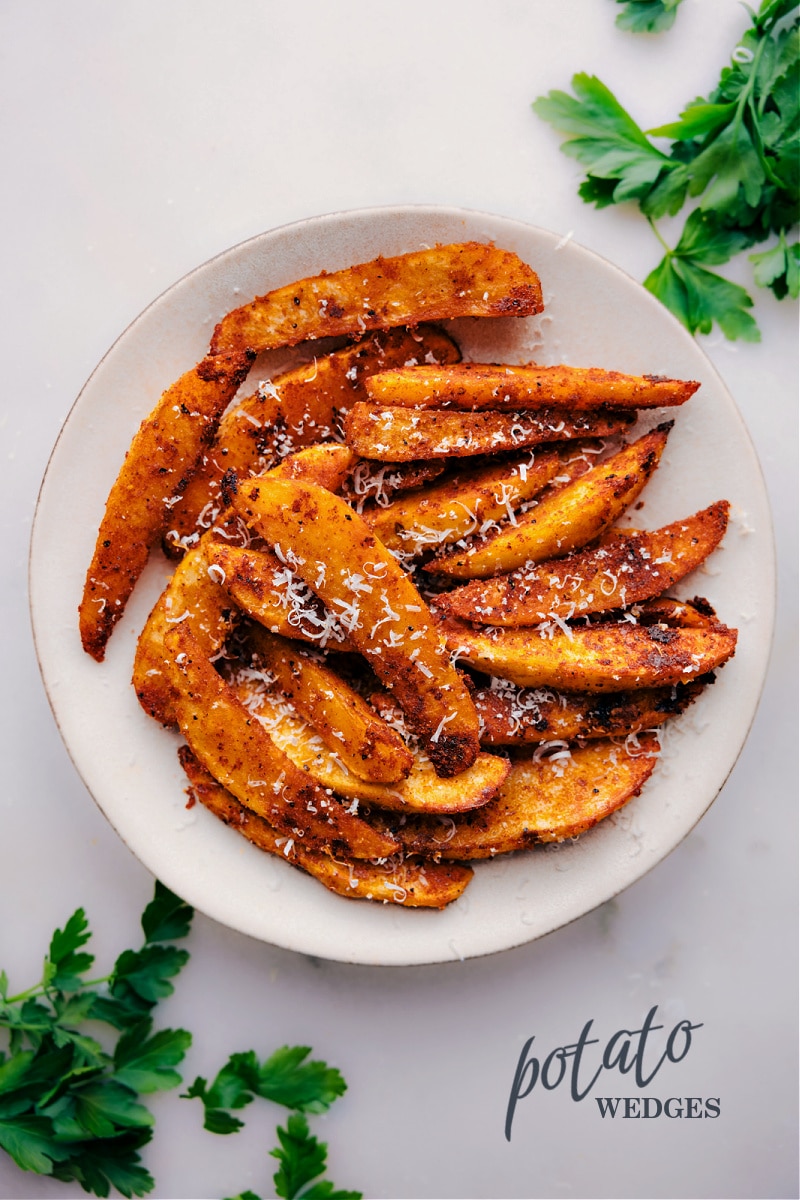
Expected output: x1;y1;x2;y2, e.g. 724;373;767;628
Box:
29;206;775;966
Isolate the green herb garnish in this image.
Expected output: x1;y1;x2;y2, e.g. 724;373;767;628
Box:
614;0;685;34
533;0;799;339
185;1047;359;1200
0;882;193;1197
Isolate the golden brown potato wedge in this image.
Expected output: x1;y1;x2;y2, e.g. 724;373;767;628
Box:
436;501;730;624
245;625;414;784
164;327;459;553
226;475;481;777
474;678;709;744
132;534;238;727
165;623;398;860
343;403;635;462
210;242;544;355
166;441;356;555
79;349;254;660
439;601;737;692
233;676;509;814
365;362;700;411
377;734;660;858
427;423;671;579
343;458;447;511
205;541;353;649
180;746;473;907
363;445;586;558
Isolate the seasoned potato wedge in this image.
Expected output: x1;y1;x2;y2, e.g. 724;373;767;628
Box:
437;501;730;624
226;475;481;777
79;349;254;660
440;601;737;692
343;458;447;510
180;746;472;907
427;423;671;579
344;403;635;462
132;535;237;727
165;623;397;859
245;625;414;783
233;676;508;814
206;541;353;649
363;445;590;558
165;327;459;554
365;362;700;411
474;678;709;744
210;242;544;355
377;734;660;858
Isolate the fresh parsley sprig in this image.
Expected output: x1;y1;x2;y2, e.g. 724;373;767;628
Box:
185;1047;360;1200
0;882;193;1198
614;0;685;35
533;0;799;340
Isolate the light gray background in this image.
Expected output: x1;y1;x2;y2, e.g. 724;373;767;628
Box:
1;2;797;1198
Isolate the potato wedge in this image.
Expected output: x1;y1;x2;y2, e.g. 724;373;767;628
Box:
440;601;737;692
226;475;481;777
245;625;414;783
180;746;473;907
135;445;359;724
343;458;447;511
427;423;672;579
165;327;459;553
344;403;635;462
132;534;238;727
79;349;254;660
207;542;354;649
233;675;509;814
210;242;544;355
436;501;730;624
377;734;660;859
165;623;397;859
474;678;709;744
365;362;700;411
363;445;590;558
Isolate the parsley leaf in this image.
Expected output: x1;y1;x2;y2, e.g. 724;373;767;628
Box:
185;1045;347;1133
270;1114;361;1200
532;73;671;205
534;0;800;339
614;0;685;35
0;882;193;1197
187;1046;358;1199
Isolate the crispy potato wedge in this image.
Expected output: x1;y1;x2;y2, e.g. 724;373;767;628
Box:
233;675;508;814
180;746;472;907
436;500;730;624
79;349;254;660
165;623;397;860
132;535;237;727
226;475;481;777
135;445;359;724
365;362;700;411
440;601;737;692
343;457;447;510
363;445;589;558
210;242;544;355
167;441;357;555
377;734;660;858
427;423;671;579
474;678;709;744
245;625;414;783
207;542;354;649
165;327;459;553
344;403;635;462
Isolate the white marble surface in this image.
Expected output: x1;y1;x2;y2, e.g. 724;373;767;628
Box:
1;2;797;1198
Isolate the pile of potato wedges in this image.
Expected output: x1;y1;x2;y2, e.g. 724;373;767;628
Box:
79;242;737;908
